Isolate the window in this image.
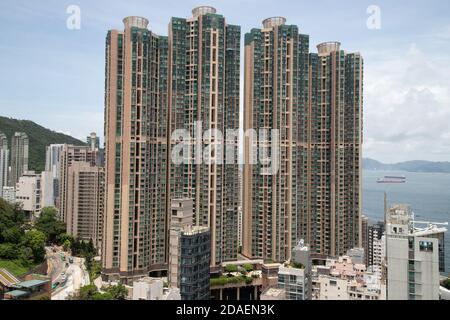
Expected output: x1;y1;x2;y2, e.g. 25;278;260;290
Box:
419;241;433;252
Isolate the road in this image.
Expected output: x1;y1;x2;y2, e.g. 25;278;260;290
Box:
46;247;90;300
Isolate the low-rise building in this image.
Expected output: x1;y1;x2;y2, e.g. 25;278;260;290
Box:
312;255;386;300
3;274;51;300
386;204;447;300
132;278;180;300
15;171;41;218
278;240;312;300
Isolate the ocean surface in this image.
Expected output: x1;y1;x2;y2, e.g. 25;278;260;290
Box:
363;170;450;274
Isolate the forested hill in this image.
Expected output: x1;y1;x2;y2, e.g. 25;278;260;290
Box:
363;158;450;173
0;116;85;172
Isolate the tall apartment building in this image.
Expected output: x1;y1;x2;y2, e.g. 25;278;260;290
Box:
9;132;29;187
102;16;169;282
386;204;446;300
0;132;8;198
243;17;309;262
168;6;241;266
168;199;211;300
297;42;363;257
66;162;104;248
58;145;96;222
45;144;65;204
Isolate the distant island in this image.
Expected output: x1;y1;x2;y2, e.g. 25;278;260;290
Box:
363;158;450;173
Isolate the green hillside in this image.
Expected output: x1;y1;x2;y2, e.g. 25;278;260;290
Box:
0;116;85;173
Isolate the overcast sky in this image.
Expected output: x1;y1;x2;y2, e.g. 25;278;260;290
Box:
0;0;449;163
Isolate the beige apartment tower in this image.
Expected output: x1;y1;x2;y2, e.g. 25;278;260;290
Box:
66;162;104;248
243;17;309;262
167;6;241;266
102;16;169;282
58;144;97;222
297;42;363;257
243;25;363;261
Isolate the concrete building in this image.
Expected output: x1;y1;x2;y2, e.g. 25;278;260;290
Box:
66;162;104;248
1;186;15;204
0;132;8;198
167;6;241;266
132;277;180;300
9;132;28;187
168;199;210;300
15;171;41;218
278;240;312;300
386;204;447;300
45;144;65;204
243;17;309;262
58;144;96;222
87;132;100;152
102;16;170;282
346;247;365;265
260;287;286;300
372;235;385;276
367;221;385;268
297;42;363;257
40;171;54;208
361;215;369;263
312;255;385;300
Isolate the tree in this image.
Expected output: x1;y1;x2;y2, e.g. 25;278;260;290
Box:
224;264;238;273
443;278;450;290
106;284;128;300
243;263;253;273
21;230;46;262
35;207;66;244
0;243;18;260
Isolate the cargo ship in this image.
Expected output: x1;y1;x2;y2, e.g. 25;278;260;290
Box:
377;175;406;183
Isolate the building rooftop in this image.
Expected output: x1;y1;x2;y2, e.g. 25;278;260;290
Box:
0;268;20;287
15;279;48;289
5;290;29;298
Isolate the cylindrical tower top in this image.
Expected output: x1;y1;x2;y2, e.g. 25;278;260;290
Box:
262;17;286;28
317;42;341;55
192;6;217;17
123;16;149;29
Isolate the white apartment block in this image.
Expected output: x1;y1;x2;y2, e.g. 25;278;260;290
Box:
386;204;446;300
15;171;41;217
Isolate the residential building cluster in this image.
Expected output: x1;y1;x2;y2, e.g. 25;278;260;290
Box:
0;6;447;301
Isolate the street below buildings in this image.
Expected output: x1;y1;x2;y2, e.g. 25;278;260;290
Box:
46;247;90;300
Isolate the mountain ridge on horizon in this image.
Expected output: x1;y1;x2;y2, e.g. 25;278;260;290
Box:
363;158;450;173
0;116;85;172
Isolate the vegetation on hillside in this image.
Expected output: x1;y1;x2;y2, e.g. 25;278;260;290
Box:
0;116;85;172
0;199;46;276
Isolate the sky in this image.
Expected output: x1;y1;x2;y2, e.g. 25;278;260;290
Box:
0;0;449;163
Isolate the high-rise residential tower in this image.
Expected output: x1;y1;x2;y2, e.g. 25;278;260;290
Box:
45;144;65;204
102;16;169;282
297;42;363;257
243;17;309;262
66;161;105;249
0;132;8;197
87;132;100;151
9;132;29;187
168;6;241;266
58;144;96;222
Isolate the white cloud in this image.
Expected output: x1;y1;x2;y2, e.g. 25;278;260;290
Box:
363;42;450;163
